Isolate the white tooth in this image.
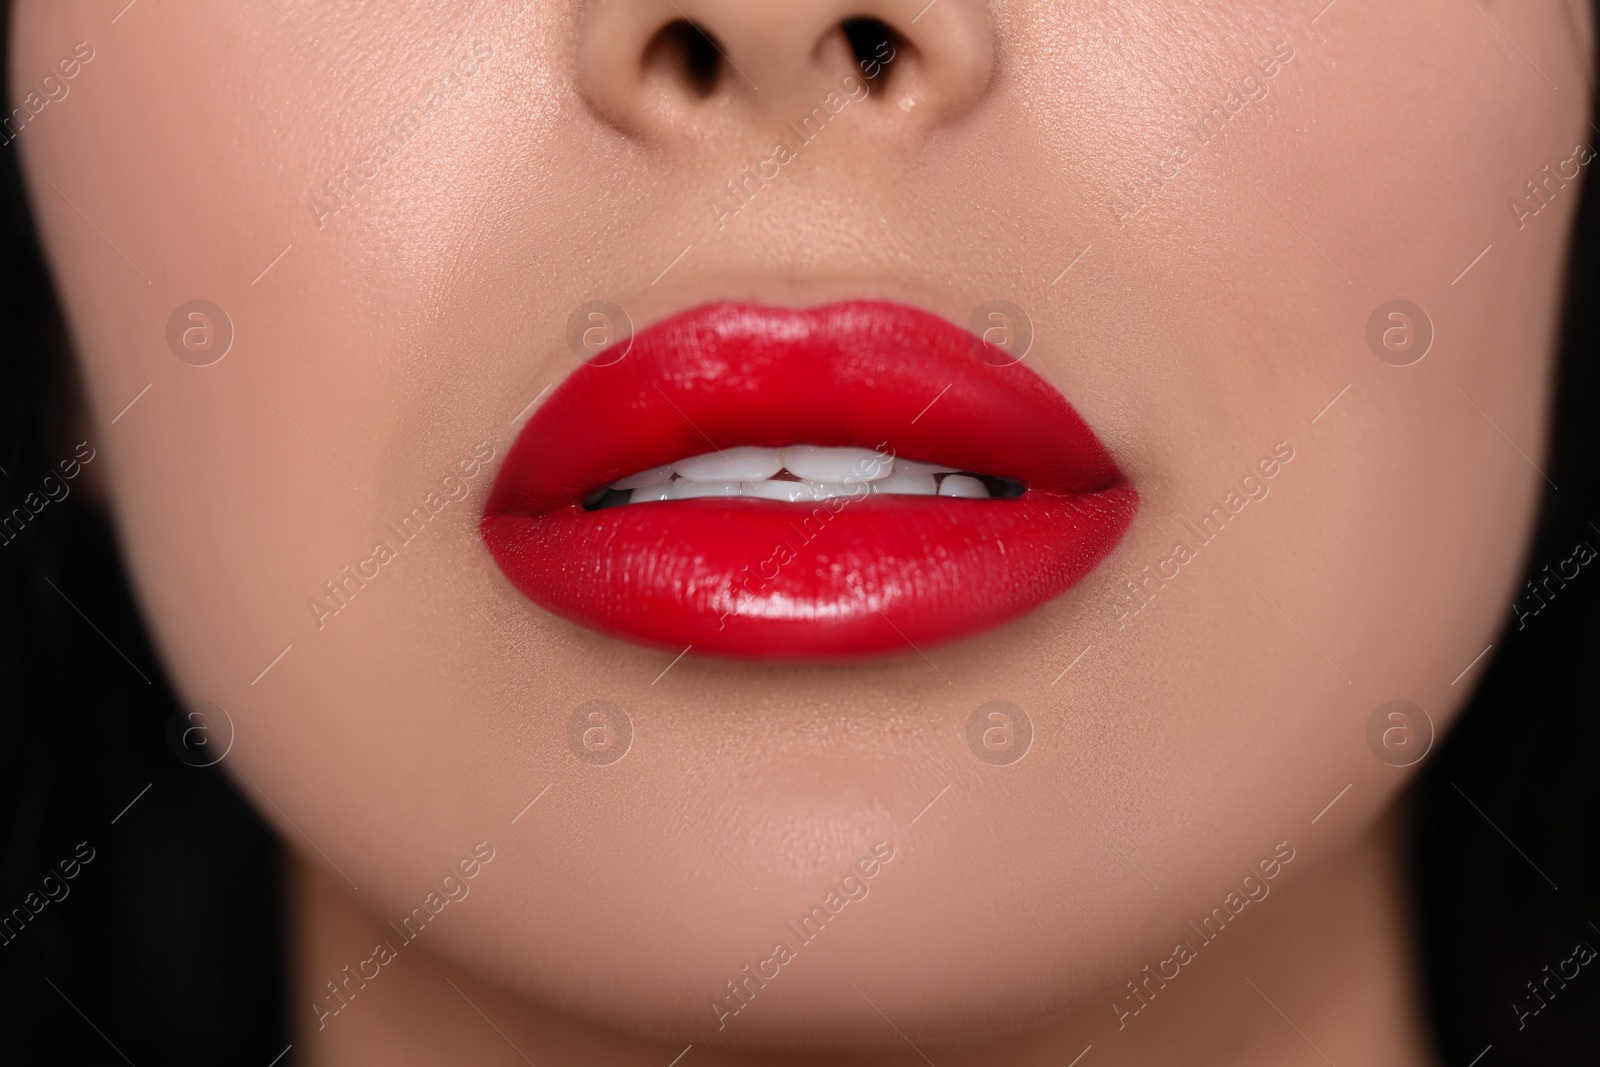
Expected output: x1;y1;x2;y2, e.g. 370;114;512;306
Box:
629;483;674;503
869;471;938;496
742;480;817;502
674;447;783;483
670;479;743;499
804;479;873;500
937;474;990;498
783;445;893;482
894;459;961;477
612;464;673;490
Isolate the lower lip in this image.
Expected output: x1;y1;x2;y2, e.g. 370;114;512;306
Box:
482;301;1138;660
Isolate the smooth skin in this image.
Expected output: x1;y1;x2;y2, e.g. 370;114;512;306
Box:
11;0;1593;1063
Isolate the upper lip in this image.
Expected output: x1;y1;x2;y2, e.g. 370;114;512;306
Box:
487;301;1123;513
481;300;1138;659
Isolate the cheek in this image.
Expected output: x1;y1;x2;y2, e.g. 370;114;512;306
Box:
15;0;579;990
868;0;1575;1025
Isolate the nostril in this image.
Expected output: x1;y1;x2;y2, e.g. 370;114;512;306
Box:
643;20;724;98
578;0;993;139
839;16;909;91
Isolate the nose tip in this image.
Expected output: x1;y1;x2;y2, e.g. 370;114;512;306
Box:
576;0;996;139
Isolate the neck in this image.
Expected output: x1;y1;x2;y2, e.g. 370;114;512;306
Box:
291;808;1435;1066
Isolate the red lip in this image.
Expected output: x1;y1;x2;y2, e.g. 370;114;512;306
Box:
481;301;1137;659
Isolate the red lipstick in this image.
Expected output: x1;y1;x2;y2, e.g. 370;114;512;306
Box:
481;301;1137;659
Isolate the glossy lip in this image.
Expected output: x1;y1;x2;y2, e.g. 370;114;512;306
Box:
481;300;1138;659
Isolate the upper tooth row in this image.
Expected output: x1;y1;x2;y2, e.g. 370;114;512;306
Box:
609;446;993;501
628;473;991;503
614;446;902;488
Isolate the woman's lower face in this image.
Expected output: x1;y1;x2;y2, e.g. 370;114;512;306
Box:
12;0;1591;1056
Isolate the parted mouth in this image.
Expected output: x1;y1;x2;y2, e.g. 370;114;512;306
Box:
584;445;1024;509
481;300;1137;659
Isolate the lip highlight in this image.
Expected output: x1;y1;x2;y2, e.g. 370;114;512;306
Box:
481;301;1137;659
